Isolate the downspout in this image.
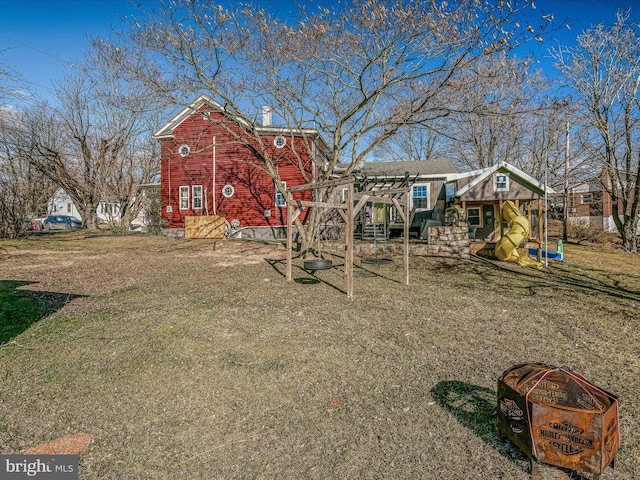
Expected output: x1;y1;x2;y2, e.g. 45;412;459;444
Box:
312;137;317;184
311;137;317;205
213;136;217;216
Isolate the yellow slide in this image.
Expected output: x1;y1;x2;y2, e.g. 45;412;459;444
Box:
494;201;543;270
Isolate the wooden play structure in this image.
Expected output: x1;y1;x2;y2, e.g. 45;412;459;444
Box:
464;197;545;259
285;178;411;298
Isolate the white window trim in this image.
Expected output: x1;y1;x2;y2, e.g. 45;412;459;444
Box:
341;186;359;202
192;185;203;210
581;193;593;205
274;135;286;148
179;186;190;210
411;183;430;210
494;174;510;192
275;181;286;207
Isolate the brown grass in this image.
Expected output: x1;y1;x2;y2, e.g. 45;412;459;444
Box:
1;231;639;479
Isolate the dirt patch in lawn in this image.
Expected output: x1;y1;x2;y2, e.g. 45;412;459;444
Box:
23;433;94;455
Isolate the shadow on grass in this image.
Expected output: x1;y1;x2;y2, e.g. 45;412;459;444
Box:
470;255;640;303
0;280;84;344
265;254;404;296
431;381;610;479
353;261;402;284
264;257;348;295
431;381;525;463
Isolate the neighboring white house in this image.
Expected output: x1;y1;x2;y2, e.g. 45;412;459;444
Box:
47;188;80;218
47;188;120;224
46;187;158;229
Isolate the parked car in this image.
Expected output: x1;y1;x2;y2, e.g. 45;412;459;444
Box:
42;215;82;231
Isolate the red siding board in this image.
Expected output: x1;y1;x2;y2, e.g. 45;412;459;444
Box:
159;107;315;229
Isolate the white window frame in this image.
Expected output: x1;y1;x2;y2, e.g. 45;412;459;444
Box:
411;183;430;210
581;193;593;205
179;186;190;210
494;174;509;192
192;185;203;210
275;181;286;207
341;186;359;202
274;136;286;148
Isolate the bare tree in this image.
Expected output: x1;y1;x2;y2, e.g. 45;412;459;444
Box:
112;0;554;249
0;50;20;104
0;109;56;238
521;102;566;180
15;44;161;231
0;54;55;238
552;12;640;252
373;123;445;162
441;55;549;172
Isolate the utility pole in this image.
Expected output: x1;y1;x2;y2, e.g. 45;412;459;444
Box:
563;120;570;241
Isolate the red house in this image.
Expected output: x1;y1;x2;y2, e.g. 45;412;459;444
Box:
153;95;328;238
558;168;640;235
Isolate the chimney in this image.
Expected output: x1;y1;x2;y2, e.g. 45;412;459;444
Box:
262;106;272;126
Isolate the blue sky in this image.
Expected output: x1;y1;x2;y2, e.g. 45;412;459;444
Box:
0;0;638;103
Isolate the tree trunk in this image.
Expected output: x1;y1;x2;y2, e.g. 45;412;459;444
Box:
294;208;320;259
621;220;639;253
78;206;99;231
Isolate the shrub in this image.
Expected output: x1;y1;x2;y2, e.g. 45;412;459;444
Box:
109;225;130;236
142;187;167;235
568;219;606;244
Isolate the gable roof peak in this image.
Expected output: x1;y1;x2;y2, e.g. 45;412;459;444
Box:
153;94;328;154
452;160;554;197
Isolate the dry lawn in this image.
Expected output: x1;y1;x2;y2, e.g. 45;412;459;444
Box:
1;232;639;479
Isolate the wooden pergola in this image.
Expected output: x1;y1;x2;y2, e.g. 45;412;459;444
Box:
286;178;411;298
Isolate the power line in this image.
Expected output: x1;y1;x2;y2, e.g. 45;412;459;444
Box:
0;33;75;67
0;33;79;97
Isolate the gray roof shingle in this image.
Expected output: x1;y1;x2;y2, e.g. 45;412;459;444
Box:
359;159;457;177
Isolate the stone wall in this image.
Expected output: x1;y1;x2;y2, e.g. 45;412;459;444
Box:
320;219;470;259
165;220;471;259
425;219;470;258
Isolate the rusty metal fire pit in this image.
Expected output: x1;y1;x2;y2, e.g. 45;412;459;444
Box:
497;362;620;479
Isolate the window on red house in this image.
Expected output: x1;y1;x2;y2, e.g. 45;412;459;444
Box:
179;186;189;209
275;181;286;207
192;186;203;209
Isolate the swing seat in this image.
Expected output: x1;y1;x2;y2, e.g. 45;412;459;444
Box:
362;257;393;265
304;259;333;271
